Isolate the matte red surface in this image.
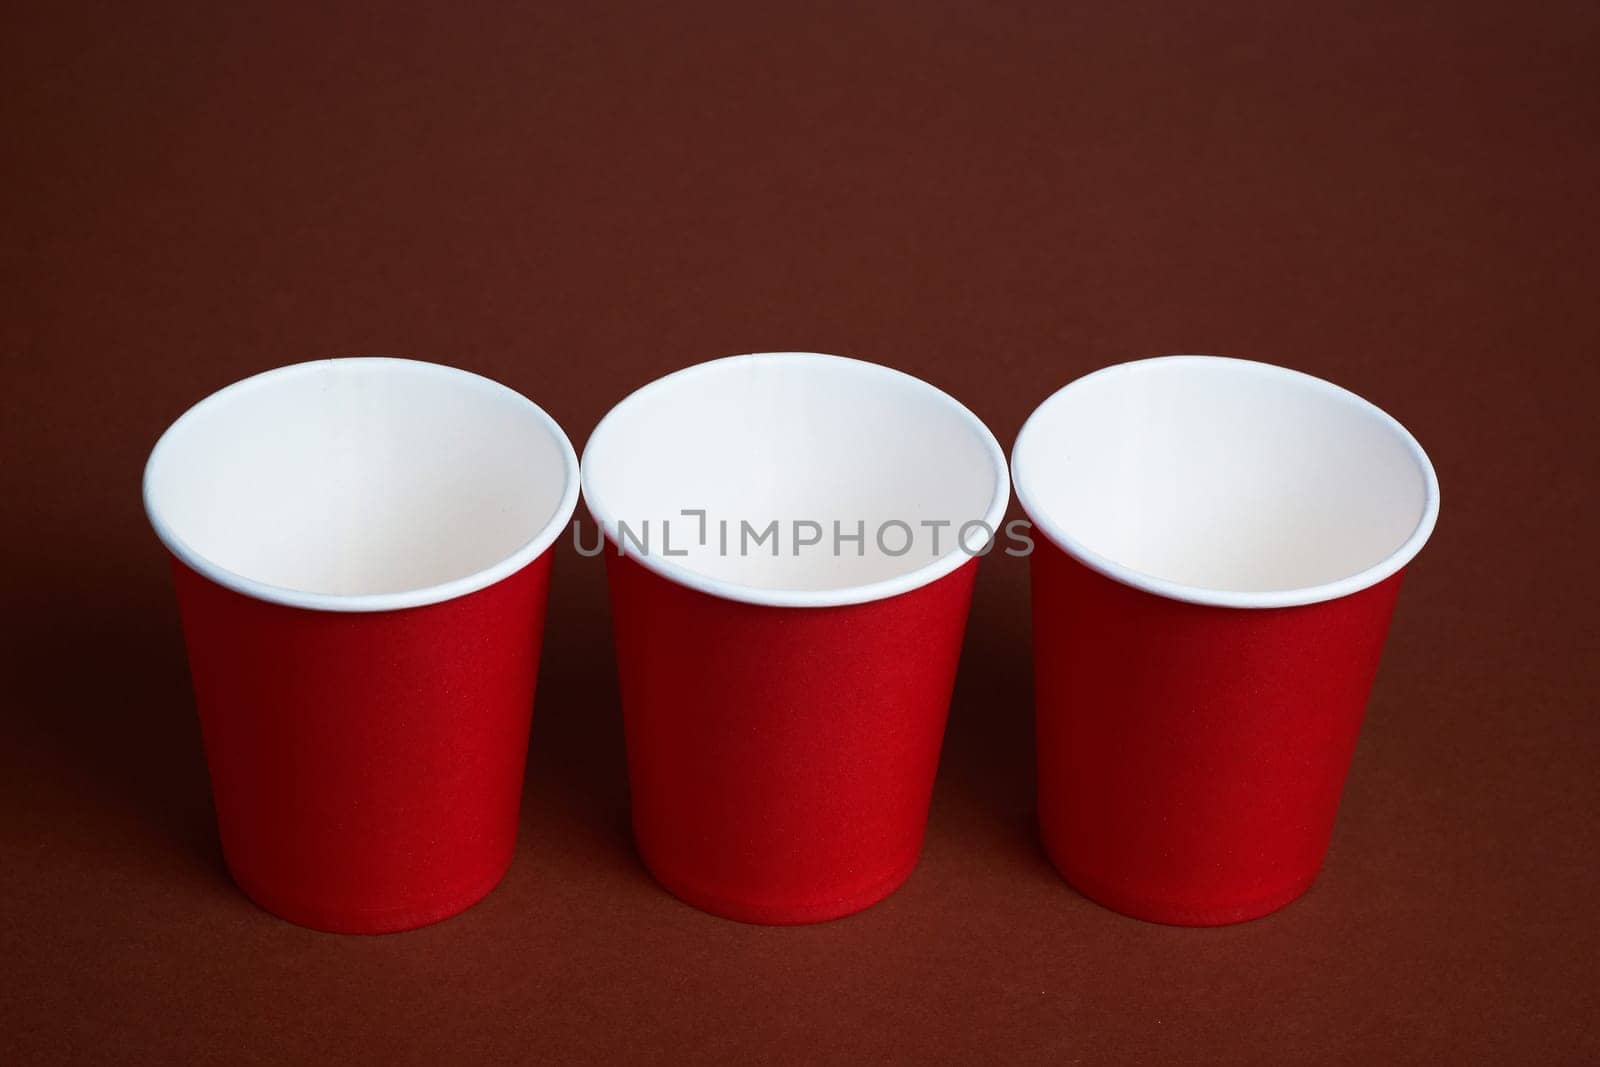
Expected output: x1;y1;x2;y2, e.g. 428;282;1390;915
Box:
1030;539;1403;925
605;550;977;923
170;552;553;933
3;1;1596;1061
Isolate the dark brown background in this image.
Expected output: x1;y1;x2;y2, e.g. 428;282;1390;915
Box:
3;1;1596;1062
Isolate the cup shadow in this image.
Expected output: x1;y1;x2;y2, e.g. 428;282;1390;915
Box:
7;565;229;890
518;544;646;880
932;550;1057;878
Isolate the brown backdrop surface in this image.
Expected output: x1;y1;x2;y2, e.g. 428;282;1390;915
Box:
3;1;1596;1062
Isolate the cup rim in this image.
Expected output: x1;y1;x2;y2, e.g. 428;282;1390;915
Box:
1011;354;1441;609
142;356;581;613
580;351;1012;608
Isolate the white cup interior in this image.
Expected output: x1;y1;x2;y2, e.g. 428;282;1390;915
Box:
144;358;579;610
1011;356;1438;607
580;353;1010;606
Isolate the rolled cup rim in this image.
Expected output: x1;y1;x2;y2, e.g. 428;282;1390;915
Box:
580;352;1011;609
1011;354;1440;609
142;356;581;613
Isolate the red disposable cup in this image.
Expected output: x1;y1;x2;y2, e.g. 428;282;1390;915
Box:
143;358;579;933
581;353;1009;924
1012;355;1439;926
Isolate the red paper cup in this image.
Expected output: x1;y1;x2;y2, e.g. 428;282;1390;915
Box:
1013;355;1439;926
581;353;1009;924
143;358;579;933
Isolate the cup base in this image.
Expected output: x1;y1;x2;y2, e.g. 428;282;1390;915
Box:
1045;849;1321;927
639;854;921;925
223;852;516;935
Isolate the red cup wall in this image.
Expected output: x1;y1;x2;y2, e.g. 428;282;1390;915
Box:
604;551;979;924
170;552;553;933
1029;538;1403;925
